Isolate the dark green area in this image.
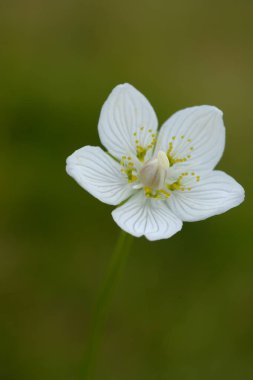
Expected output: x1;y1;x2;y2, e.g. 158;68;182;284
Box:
1;1;252;379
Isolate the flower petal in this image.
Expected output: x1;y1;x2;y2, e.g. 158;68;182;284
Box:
155;106;225;171
112;191;182;241
98;83;158;161
66;146;135;205
168;170;245;222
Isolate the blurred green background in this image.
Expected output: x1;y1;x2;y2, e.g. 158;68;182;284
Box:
1;0;252;379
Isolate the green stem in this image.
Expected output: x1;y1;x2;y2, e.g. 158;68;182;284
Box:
82;230;133;380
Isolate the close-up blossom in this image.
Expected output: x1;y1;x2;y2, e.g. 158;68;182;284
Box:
66;84;244;240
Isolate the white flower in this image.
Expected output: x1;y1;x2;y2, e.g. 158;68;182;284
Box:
66;83;244;241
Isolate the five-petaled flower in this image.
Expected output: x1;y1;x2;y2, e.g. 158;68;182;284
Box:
66;83;244;241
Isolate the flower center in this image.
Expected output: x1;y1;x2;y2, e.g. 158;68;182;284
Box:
140;151;170;190
119;136;201;201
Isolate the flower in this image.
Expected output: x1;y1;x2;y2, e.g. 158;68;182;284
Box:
66;83;244;241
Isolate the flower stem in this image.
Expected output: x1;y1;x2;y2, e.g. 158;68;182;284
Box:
82;230;133;380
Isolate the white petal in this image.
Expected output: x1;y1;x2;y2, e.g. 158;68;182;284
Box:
112;191;182;241
98;83;158;161
168;171;245;222
66;146;135;205
155;106;225;171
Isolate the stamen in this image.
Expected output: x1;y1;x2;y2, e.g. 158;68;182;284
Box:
144;187;171;199
134;129;157;162
136;145;147;162
167;171;200;193
166;135;195;166
120;156;138;183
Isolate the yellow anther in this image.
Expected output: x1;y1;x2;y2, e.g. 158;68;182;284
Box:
167;182;181;191
129;175;137;183
136;145;147;162
167;136;195;166
121;157;138;183
135;129;157;162
144;187;153;197
144;187;171;200
159;190;171;198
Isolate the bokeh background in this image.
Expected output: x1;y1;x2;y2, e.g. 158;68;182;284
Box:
1;1;253;379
